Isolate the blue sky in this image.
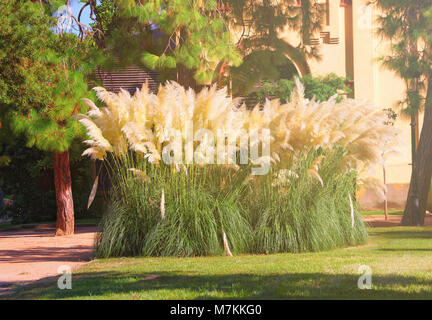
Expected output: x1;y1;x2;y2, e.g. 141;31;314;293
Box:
64;1;158;33
69;0;95;32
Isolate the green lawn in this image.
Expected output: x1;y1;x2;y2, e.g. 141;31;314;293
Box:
360;210;403;216
3;226;432;300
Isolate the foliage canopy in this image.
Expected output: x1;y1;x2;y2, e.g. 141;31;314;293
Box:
0;0;97;152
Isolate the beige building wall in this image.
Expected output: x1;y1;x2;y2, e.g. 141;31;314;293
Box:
279;0;416;209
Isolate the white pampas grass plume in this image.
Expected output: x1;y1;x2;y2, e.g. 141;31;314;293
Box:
349;193;355;229
128;168;151;183
87;175;99;209
78;80;399;198
160;188;165;219
81;147;106;161
307;155;325;187
307;169;324;187
222;231;233;257
82;98;102;118
79;118;113;152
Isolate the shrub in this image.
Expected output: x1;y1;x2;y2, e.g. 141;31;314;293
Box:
0;139;102;224
0;141;56;223
254;73;351;104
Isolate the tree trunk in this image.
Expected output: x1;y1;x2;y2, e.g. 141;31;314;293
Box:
176;27;199;91
177;63;198;90
402;80;432;226
53;151;74;235
216;60;228;89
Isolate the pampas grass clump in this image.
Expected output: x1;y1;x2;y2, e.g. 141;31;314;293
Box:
95;155;253;258
81;80;397;257
249;149;367;254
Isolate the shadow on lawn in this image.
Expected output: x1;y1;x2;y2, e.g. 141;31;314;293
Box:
369;229;432;240
0;246;94;263
378;248;432;252
3;270;432;300
0;227;94;236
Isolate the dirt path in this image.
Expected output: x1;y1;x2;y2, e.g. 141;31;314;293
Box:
0;226;96;291
362;214;432;227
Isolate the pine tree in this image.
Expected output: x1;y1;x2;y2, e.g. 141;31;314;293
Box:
95;0;242;89
92;1;325;93
373;0;432;225
0;0;96;235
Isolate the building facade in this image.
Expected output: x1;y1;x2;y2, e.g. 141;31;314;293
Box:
280;0;417;210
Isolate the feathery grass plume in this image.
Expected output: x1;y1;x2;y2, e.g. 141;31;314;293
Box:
150;82;245;164
223;231;233;257
128;168;151;183
80;85;159;161
300;80;394;169
349;193;355;229
81;79;398;180
81;147;106;161
244;78;399;196
160;188;165;219
307;155;325;186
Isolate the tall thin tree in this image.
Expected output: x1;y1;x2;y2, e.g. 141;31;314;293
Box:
373;0;432;225
0;0;98;234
